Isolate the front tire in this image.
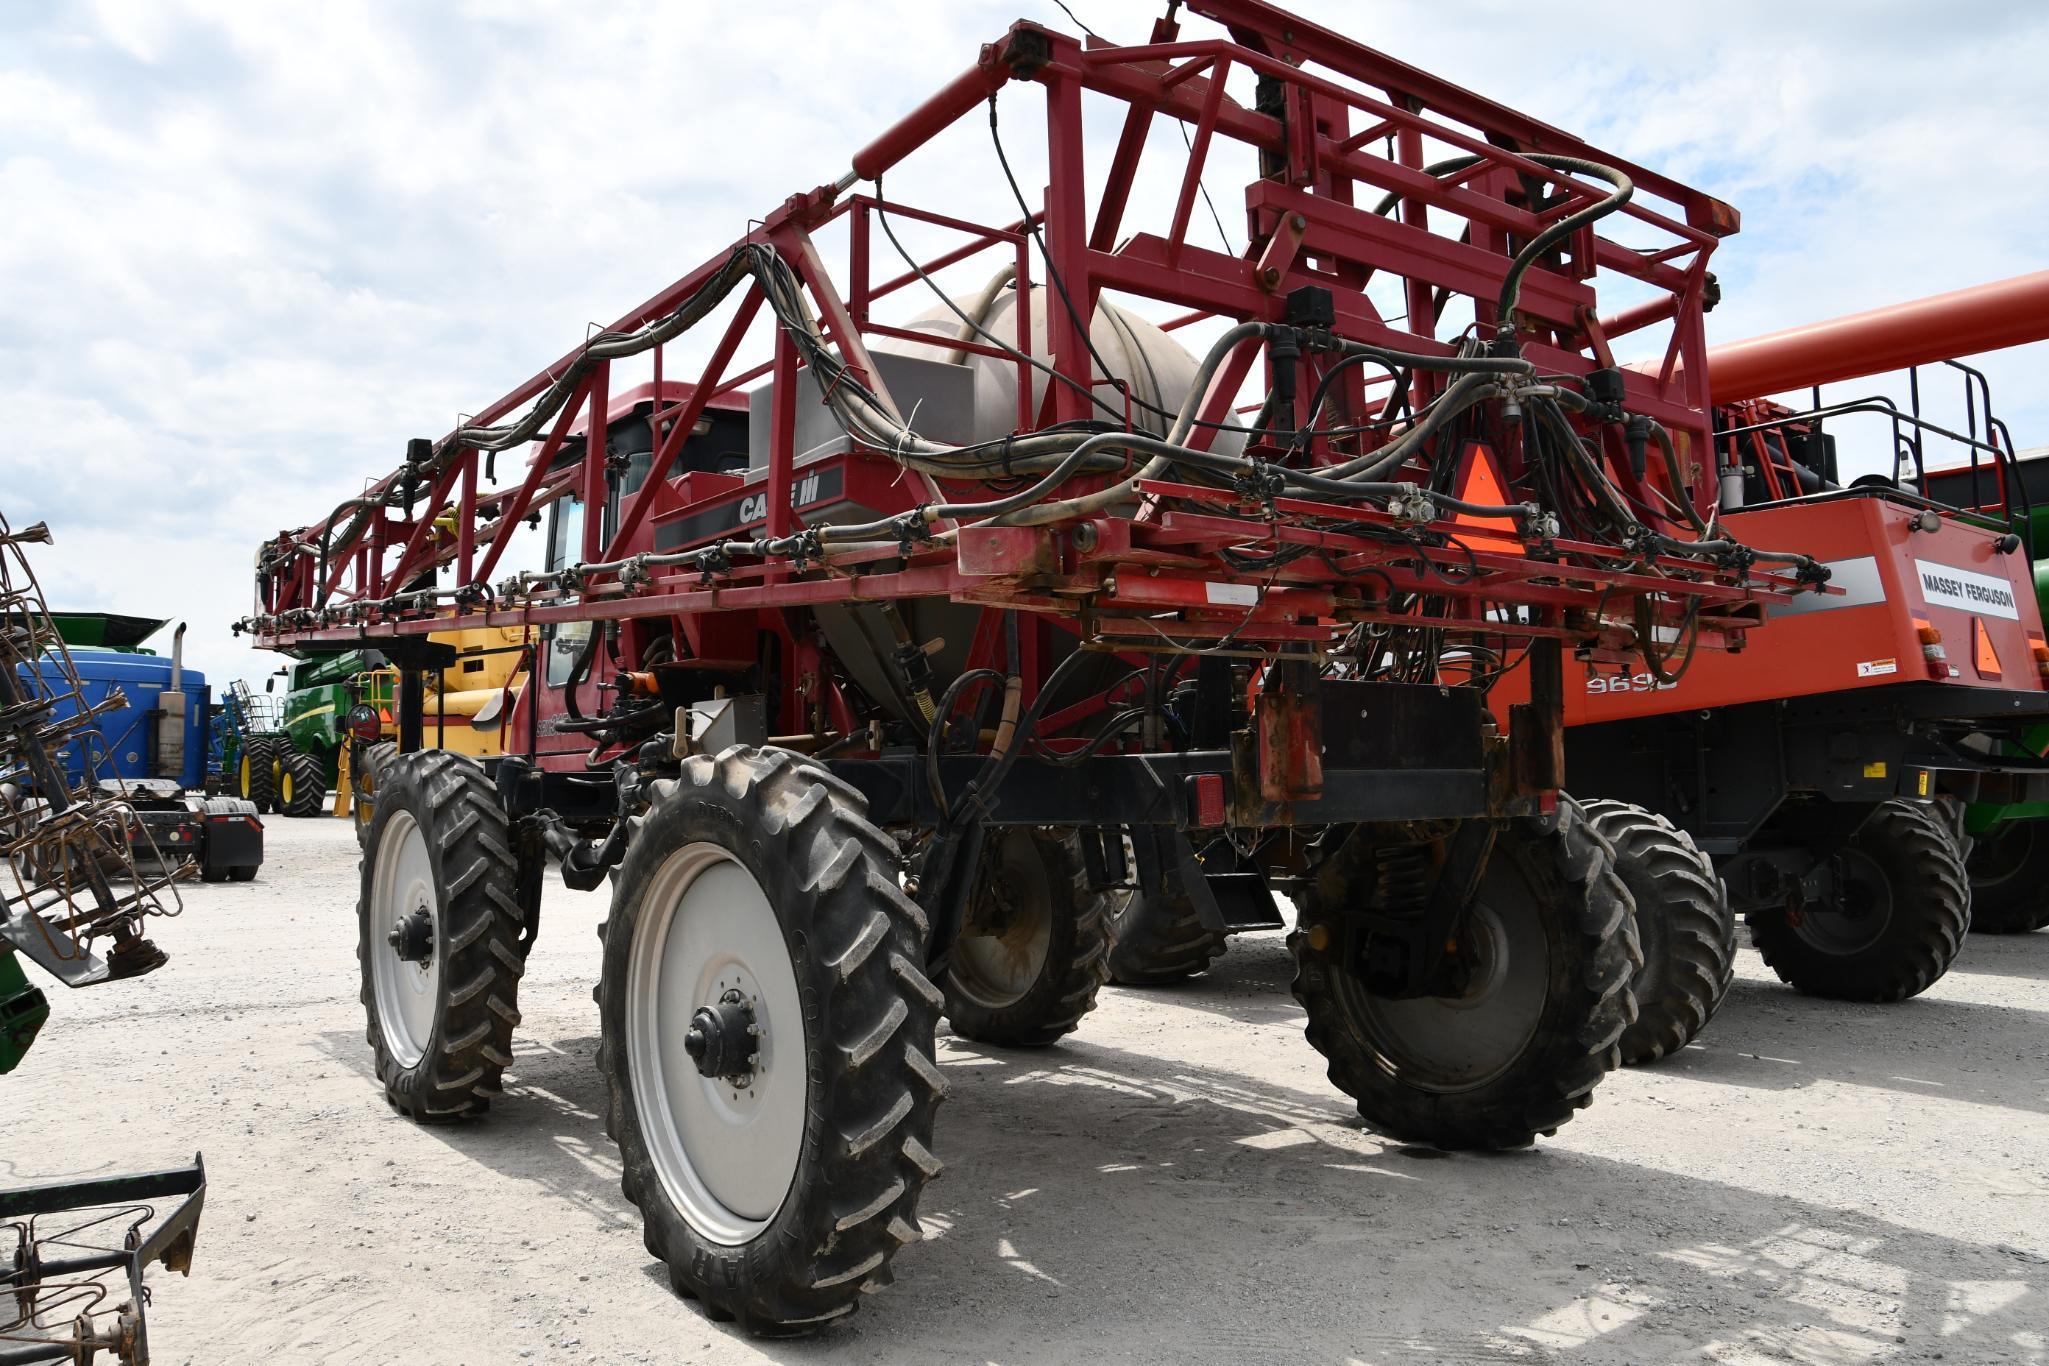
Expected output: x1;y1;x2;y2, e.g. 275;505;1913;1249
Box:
1746;799;1969;1001
1292;797;1639;1150
358;750;525;1121
1963;818;2049;934
942;827;1112;1047
598;747;946;1333
1582;800;1734;1065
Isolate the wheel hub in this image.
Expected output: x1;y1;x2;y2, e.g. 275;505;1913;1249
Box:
1442;906;1511;1009
683;989;760;1084
388;905;434;965
1353;872;1549;1093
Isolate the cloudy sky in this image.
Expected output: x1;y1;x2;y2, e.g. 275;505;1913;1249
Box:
5;0;2046;690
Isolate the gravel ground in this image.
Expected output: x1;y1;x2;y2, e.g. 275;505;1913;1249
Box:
7;813;2047;1365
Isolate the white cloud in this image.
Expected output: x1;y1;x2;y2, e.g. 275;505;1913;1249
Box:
3;0;2045;693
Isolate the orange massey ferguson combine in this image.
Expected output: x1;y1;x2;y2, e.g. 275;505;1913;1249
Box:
1496;273;2049;1063
243;1;1824;1330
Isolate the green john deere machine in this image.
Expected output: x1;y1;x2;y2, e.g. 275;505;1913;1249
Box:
220;648;393;818
219;669;337;820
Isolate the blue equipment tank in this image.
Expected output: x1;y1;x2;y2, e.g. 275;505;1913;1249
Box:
32;649;210;790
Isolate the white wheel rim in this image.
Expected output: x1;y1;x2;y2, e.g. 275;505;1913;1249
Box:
369;810;440;1067
628;842;806;1246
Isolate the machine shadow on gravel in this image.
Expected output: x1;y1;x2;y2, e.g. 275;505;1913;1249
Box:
325;1012;2042;1363
1150;931;2049;1119
314;1028;646;1237
1946;935;2049;982
1646;977;2049;1117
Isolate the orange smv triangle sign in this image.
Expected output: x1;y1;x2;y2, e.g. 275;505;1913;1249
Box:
1450;440;1522;554
1974;617;2003;680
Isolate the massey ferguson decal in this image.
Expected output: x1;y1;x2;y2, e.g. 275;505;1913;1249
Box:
1914;559;2021;620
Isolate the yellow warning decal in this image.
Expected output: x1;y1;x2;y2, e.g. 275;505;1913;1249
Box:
1918;771;1931;796
1862;761;1888;779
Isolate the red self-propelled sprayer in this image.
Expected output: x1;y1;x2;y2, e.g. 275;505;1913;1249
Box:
243;0;1823;1330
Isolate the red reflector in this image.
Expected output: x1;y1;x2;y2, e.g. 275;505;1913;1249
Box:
1190;774;1226;827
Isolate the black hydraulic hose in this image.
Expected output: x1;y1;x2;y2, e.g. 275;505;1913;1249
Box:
1494;156;1632;337
1291;352;1405;452
1534;391;1823;577
1364;151;1634;342
1313;372;1501;481
1547;387;1711;537
1644;417;1710;535
1034;708;1146;766
947;644;1101;824
561;620;602;722
1329;337;1532;376
926;668;1004;814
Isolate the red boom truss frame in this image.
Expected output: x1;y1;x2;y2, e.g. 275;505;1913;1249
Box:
249;1;1812;709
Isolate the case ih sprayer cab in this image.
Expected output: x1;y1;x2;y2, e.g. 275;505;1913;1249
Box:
244;1;1825;1329
1531;273;2049;1060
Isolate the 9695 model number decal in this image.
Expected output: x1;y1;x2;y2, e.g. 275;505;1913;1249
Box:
1585;673;1677;695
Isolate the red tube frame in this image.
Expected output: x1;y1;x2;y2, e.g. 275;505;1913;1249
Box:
251;5;1784;685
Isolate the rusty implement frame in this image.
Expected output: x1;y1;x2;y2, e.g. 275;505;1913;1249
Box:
0;1158;206;1366
0;515;182;990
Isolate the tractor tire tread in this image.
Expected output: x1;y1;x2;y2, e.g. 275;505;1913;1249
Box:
1106;885;1228;986
1582;799;1734;1066
1746;798;1968;1002
942;828;1113;1047
1963;819;2049;934
1292;795;1640;1150
357;750;524;1122
597;745;944;1333
281;750;328;817
240;737;278;814
352;741;398;847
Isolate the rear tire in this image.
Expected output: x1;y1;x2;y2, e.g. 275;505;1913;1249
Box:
1292;797;1639;1150
1963;818;2049;934
229;865;257;883
1106;880;1228;987
358;750;525;1121
281;751;327;817
597;747;945;1333
1746;799;1969;1001
941;827;1112;1047
239;739;277;813
1582;800;1734;1065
